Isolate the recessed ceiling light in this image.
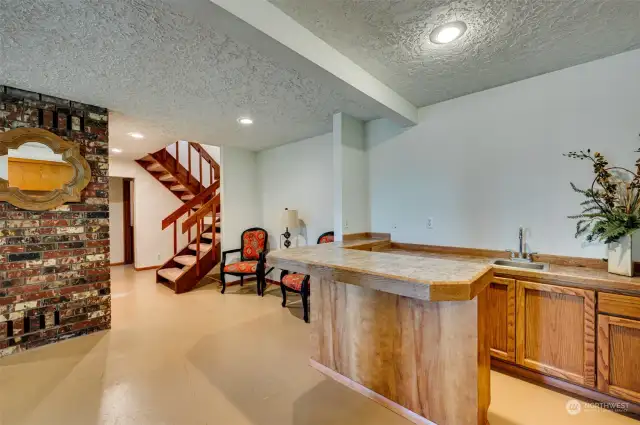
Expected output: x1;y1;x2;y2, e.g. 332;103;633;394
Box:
237;117;253;125
128;132;144;139
111;148;123;154
429;21;467;44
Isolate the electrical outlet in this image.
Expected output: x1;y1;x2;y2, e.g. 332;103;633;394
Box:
157;253;161;261
344;219;349;229
392;223;398;230
427;217;434;229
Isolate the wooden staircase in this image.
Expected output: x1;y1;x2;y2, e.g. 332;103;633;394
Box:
136;142;221;293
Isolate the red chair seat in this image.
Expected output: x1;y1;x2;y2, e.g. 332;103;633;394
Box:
224;261;258;273
282;273;306;292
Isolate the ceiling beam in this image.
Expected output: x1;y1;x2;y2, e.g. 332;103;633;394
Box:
204;0;418;126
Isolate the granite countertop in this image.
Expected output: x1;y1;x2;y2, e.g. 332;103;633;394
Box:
267;239;493;301
267;238;640;300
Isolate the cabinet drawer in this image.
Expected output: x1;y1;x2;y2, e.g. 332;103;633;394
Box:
598;293;640;319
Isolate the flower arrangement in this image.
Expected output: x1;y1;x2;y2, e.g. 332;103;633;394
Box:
565;149;640;244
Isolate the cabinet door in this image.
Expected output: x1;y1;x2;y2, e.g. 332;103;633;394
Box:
487;277;516;362
597;315;640;403
516;280;595;387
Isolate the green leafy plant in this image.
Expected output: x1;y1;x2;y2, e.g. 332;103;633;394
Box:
565;149;640;244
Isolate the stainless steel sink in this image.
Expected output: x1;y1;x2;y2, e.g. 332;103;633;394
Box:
492;259;549;271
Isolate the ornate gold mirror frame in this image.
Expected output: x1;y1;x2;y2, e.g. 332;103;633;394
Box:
0;128;92;211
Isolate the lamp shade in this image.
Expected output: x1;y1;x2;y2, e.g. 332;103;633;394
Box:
282;209;299;230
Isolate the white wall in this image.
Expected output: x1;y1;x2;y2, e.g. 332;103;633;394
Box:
333;113;370;240
367;49;640;259
258;133;334;278
220;146;261;260
109;177;125;265
109;158;189;269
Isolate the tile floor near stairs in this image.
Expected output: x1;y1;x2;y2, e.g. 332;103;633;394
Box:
0;266;635;425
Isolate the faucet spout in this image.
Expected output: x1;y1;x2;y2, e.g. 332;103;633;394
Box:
518;226;524;258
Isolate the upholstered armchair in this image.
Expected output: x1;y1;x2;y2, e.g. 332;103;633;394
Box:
220;227;269;295
280;231;334;323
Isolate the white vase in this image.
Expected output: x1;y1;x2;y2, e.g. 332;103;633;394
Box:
608;233;640;276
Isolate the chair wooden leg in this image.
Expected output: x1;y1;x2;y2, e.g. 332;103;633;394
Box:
301;290;309;323
240;276;244;287
221;272;226;294
281;284;287;307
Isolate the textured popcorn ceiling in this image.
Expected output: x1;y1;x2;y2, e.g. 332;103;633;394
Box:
0;0;376;156
267;0;640;107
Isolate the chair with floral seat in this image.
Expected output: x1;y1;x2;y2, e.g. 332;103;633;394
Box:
280;231;334;323
221;227;268;295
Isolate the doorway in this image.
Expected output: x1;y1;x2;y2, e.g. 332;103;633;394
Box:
109;177;135;266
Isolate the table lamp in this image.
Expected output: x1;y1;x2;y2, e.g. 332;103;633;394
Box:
281;208;299;248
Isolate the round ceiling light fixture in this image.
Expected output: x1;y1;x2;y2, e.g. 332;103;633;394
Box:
111;148;123;154
237;117;253;125
429;21;467;44
128;132;144;139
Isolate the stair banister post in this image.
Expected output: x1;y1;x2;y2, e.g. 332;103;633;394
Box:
173;222;177;255
209;162;213;188
199;153;203;191
187;142;192;186
196;220;201;276
188;210;192;241
175;141;179;174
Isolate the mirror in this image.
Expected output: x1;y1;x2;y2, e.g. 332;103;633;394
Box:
0;128;91;210
0;142;74;193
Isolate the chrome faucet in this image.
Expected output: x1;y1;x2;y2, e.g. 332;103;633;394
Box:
506;226;537;262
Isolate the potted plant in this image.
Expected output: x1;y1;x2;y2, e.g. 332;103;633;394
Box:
565;149;640;276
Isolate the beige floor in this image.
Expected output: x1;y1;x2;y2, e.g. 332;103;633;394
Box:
0;266;635;425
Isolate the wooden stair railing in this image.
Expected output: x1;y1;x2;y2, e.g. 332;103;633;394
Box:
181;194;220;276
162;180;220;251
189;142;220;185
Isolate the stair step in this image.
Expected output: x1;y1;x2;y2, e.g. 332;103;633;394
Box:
189;243;212;252
182;194;195;201
157;267;185;283
173;254;205;267
140;154;155;162
146;163;165;172
201;232;221;244
170;184;188;191
159;174;177;182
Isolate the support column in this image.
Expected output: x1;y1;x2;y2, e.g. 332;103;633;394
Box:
333;113;370;240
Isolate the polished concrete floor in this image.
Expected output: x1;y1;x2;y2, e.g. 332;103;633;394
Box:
0;266;635;425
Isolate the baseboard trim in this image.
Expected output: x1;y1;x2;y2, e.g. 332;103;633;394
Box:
309;359;434;425
134;265;161;271
342;232;391;241
208;276;279;287
110;262;125;267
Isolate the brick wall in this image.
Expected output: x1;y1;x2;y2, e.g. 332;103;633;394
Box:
0;86;110;357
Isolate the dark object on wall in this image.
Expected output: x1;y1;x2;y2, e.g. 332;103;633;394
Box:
220;227;269;296
280;208;299;249
280;231;334;323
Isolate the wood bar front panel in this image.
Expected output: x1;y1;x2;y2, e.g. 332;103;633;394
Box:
311;277;489;425
516;280;595;387
597;315;640;403
487;277;516;362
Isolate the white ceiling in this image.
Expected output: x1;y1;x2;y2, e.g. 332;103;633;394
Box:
0;0;377;157
1;0;639;157
267;0;640;107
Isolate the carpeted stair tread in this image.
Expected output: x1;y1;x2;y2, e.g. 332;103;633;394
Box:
173;254;205;267
201;233;221;244
170;184;188;191
157;267;184;282
182;194;195;201
146;163;165;172
159;174;177;182
189;243;212;252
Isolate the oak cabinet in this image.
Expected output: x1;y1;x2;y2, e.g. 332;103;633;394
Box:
487;277;516;362
515;280;596;387
597;315;640;403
